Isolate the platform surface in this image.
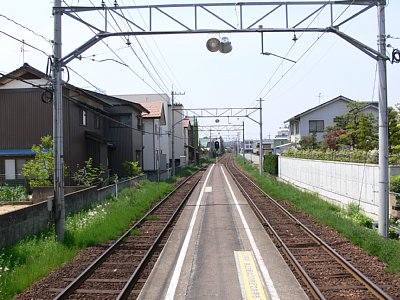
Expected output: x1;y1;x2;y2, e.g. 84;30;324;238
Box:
138;163;308;300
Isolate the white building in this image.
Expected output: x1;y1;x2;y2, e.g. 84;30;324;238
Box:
285;95;378;144
243;140;253;153
140;101;166;179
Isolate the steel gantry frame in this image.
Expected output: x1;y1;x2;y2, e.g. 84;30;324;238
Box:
174;106;262;169
52;0;390;240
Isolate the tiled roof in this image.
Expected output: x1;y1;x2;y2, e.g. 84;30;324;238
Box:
141;101;164;118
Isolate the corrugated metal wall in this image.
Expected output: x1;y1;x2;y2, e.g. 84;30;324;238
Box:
0;88;52;149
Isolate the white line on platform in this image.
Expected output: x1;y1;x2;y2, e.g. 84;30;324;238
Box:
164;164;215;300
221;166;280;300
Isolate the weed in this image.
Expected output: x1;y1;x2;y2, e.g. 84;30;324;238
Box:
145;214;159;221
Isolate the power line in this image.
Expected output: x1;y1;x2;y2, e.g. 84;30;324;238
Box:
64;0;172;97
254;0;358;102
114;2;171;93
0;30;50;57
0;13;52;44
0;70;188;138
105;3;170;94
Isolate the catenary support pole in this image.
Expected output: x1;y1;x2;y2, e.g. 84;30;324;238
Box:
258;98;263;176
377;0;389;238
53;0;65;241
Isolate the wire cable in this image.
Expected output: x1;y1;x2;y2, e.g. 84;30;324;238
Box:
0;70;186;139
0;30;50;57
0;13;52;44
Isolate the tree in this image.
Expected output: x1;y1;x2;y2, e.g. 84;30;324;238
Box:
322;126;345;150
72;158;106;186
330;102;378;151
22;135;54;187
122;161;141;177
388;106;400;156
299;134;319;150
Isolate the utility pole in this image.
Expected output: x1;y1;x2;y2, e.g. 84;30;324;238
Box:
53;0;65;241
242;121;245;163
258;98;264;176
377;0;389;238
171;90;184;176
209;128;212;158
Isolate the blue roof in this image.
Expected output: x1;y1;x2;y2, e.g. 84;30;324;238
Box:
0;149;36;156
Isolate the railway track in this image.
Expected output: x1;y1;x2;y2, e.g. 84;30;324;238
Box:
50;168;205;300
224;155;393;300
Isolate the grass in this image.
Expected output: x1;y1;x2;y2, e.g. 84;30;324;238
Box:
0;180;172;300
236;158;400;274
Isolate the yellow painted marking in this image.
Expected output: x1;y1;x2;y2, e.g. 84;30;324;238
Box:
235;251;268;300
205;186;212;193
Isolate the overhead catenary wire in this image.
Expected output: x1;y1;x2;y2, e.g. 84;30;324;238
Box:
105;2;171;94
124;0;192;107
62;0;173;98
253;0;358;103
0;13;52;44
0;71;186;139
0;30;50;57
114;1;172;93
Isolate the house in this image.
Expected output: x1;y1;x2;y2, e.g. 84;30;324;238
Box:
169;102;185;169
285;95;378;144
183;117;197;165
115;94;172;171
252;139;274;155
0;64;148;184
272;126;289;155
243;140;253;153
80;89;149;177
140;101;167;180
187;116;199;163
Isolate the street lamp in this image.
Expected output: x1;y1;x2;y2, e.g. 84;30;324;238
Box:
206;37;232;54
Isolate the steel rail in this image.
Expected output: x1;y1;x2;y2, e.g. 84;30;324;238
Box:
225;156;392;300
225;158;325;299
116;170;204;299
54;167;205;300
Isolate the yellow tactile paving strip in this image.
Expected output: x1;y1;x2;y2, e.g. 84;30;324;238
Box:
235;251;268;300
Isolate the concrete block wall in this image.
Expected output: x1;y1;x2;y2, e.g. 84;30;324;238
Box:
0;175;146;248
278;156;400;220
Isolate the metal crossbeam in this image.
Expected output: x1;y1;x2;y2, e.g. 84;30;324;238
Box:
198;125;244;132
56;1;385;66
184;107;258;118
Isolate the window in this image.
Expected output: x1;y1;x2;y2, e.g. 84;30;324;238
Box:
95;115;100;129
4;159;26;180
137;116;143;130
110;115;131;128
16;159;26;179
290;123;294;135
5;159;15;180
80;109;87;126
309;120;324;133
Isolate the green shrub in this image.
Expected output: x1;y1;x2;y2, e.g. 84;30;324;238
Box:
122;161;141;177
390;176;400;193
72;158;106;186
0;185;27;202
344;202;374;229
264;153;278;176
283;149;378;164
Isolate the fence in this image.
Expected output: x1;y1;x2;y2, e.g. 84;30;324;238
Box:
278;156;400;220
0;174;146;248
0;174;28;188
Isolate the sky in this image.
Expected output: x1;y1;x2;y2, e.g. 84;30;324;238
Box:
0;0;399;141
